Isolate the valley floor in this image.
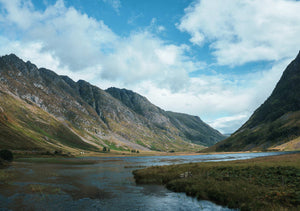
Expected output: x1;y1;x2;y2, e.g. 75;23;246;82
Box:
10;149;270;159
133;152;300;210
8;148;298;160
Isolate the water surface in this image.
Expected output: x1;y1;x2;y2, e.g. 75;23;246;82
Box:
0;151;293;210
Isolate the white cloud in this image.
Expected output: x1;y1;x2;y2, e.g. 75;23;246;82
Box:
132;58;291;133
0;0;118;72
0;36;101;83
157;26;165;33
0;0;297;134
0;0;200;91
99;31;201;91
178;0;300;66
102;0;121;13
149;18;166;34
127;13;143;25
0;0;37;29
208;114;249;134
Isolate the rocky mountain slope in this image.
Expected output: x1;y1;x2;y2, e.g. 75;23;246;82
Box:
205;51;300;152
0;54;225;153
106;88;224;146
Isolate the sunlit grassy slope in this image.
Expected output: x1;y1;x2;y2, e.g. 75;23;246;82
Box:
0;89;98;152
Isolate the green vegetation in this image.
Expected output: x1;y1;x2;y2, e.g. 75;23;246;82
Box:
102;146;110;152
0;91;98;152
135;140;147;148
208;53;300;152
102;140;128;151
207;111;300;152
133;153;300;210
106;87;225;147
0;53;223;154
166;111;226;146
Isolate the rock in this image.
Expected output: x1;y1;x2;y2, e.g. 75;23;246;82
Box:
179;171;192;178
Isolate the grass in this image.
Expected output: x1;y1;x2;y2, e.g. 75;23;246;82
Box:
102;139;128;151
0;91;98;152
1;90;203;153
133;153;300;211
207;111;300;152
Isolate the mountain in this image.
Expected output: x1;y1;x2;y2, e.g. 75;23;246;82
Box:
0;54;225;154
106;88;225;146
205;51;300;152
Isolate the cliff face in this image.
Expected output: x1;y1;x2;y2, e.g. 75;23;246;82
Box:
205;51;300;152
0;54;225;153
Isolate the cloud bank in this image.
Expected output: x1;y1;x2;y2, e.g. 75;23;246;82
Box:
0;0;200;91
178;0;300;66
0;0;299;134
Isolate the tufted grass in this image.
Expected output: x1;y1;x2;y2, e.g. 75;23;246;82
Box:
133;153;300;211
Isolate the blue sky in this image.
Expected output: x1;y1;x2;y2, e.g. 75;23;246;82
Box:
0;0;300;134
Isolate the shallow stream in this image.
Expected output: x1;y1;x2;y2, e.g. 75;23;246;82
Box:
0;151;293;210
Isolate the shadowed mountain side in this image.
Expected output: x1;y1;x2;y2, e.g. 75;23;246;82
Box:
166;111;225;146
106;88;226;146
204;51;300;152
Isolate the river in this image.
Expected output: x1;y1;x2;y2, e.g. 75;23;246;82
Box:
0;151;293;210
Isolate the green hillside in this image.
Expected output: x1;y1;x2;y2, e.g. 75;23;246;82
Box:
205;51;300;152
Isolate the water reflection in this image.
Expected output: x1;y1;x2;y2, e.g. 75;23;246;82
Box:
0;151;294;210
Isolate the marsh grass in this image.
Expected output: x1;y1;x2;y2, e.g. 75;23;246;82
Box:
133;153;300;210
27;184;62;195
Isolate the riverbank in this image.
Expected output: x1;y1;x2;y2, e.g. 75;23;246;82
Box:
133;153;300;210
11;148;275;159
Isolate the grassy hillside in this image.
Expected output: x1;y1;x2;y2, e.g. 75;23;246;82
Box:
0;54;212;153
205;51;300;152
0;89;98;152
166;111;225;146
106;87;226;147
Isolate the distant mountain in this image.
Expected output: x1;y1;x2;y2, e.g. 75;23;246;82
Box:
106;88;225;146
0;54;225;153
205;51;300;152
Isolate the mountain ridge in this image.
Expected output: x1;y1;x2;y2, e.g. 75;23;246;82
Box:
0;53;225;153
106;87;225;146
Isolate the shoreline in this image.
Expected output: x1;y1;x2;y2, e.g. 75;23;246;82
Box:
11;149;296;159
9;150;297;168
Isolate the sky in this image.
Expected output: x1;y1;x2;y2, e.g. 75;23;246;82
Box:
0;0;300;134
